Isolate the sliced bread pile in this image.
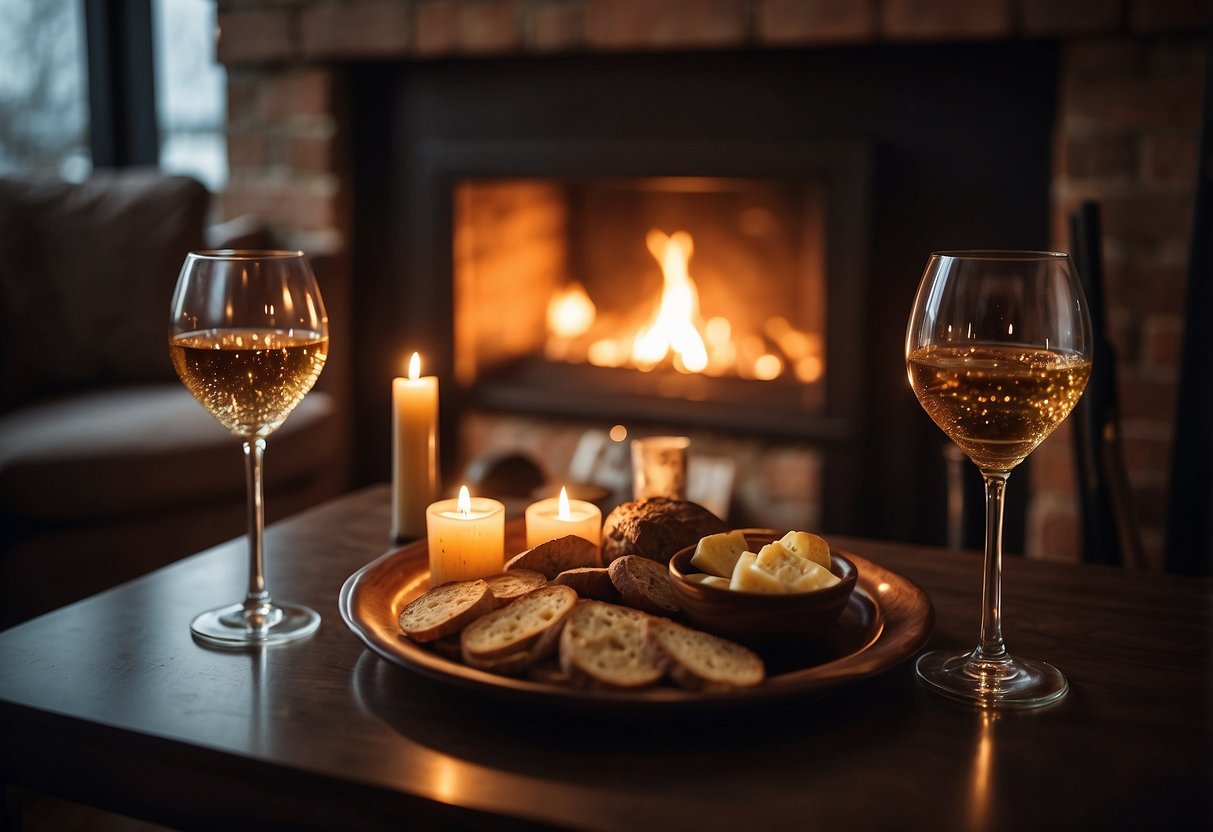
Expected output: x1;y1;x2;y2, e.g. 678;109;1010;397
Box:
397;534;764;692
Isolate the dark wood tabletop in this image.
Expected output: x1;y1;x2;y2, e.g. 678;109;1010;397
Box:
1;484;1209;831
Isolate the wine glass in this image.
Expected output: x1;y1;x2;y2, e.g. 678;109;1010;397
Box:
169;250;329;647
906;250;1091;708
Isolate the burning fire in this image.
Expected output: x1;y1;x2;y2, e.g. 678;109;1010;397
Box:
543;228;822;382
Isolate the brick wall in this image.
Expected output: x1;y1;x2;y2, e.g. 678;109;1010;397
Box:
214;0;1207;563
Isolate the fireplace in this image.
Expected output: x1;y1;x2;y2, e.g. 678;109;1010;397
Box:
349;43;1058;542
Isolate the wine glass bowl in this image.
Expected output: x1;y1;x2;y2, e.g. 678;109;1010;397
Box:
169;250;328;647
906;250;1091;708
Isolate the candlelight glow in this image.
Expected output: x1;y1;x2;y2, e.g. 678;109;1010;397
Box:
558;486;571;520
457;485;471;516
408;352;421;381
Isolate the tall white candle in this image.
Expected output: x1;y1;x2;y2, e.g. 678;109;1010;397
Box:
525;486;602;551
392;352;439;541
426;486;505;586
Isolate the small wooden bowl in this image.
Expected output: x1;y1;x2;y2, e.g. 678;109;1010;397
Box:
668;530;858;648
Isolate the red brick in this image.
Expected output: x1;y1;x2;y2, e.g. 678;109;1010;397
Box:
1121;432;1174;478
286;134;335;173
216;9;295;66
756;0;877;45
1143;130;1202;182
1031;427;1078;492
528;2;584;52
226;129;270;169
1099;191;1196;244
1130;0;1212;33
1026;493;1082;562
260;69;333;120
1104;263;1188;314
881;0;1011;40
414;0;460;56
1063;67;1204;129
225;72;261;125
461;1;523;54
1064;39;1146;76
1022;0;1123;35
1119;372;1179;423
760;446;820;503
1059;131;1140;181
300;0;410;59
585;0;747;51
1142;313;1185;370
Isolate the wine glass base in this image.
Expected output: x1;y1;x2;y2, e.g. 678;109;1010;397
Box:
191;601;320;648
915;648;1068;710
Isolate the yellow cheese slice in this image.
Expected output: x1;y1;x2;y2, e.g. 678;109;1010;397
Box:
754;542;840;592
729;551;786;593
690;530;750;578
778;530;832;569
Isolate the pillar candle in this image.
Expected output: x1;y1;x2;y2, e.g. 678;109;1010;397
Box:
525;486;602;551
392;352;439;541
426;486;505;586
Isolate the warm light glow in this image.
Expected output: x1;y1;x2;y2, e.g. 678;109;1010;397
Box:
547;282;597;338
408;352;421;381
457;484;471;516
558;486;571;520
609;424;628;442
630;229;708;373
539;230;827;383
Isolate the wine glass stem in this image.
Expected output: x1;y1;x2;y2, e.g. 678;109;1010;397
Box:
243;438;271;613
977;471;1009;661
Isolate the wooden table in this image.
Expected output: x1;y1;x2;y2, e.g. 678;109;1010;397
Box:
1;485;1209;830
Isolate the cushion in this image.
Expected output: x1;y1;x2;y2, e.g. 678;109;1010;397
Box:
0;170;209;408
0;385;337;524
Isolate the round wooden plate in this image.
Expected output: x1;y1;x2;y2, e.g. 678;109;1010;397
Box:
339;535;934;712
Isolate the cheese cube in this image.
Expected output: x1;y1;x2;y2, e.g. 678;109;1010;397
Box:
690;530;750;578
729;551;786;594
779;530;832;569
754;542;840;592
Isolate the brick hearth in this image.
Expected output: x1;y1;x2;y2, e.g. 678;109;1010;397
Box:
213;0;1207;567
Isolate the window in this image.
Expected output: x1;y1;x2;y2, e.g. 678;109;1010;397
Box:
0;0;91;180
0;0;227;189
153;0;227;190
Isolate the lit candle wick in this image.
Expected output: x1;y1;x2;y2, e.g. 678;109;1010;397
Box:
558;486;571;520
457;484;471;517
408;351;421;381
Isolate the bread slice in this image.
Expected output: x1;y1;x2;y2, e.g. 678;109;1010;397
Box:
505;535;600;579
484;568;548;601
559;601;664;689
552;567;619;601
607;555;681;616
460;584;578;664
645;617;765;692
398;579;497;643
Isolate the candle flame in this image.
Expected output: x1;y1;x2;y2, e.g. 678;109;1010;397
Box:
408;352;421;381
558;486;571;520
457;484;471;517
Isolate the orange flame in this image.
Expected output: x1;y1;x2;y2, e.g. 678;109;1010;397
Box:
631;230;708;373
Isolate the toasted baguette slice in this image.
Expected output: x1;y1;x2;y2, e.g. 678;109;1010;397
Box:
398;579;497;643
553;567;619;601
608;555;681;616
484;568;548;601
645;618;765;692
505;535;600;579
463;650;532;676
559;601;664;689
460;584;578;663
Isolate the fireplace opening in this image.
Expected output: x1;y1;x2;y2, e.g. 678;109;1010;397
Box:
349;43;1057;543
454;174;838;431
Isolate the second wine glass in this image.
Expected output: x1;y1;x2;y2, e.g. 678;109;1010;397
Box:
906;250;1091;708
169;250;328;647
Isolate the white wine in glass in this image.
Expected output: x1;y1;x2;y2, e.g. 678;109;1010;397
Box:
906;250;1091;708
170;250;328;647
